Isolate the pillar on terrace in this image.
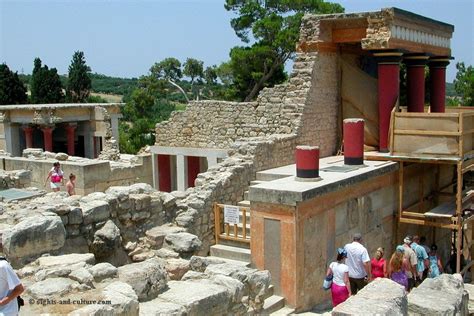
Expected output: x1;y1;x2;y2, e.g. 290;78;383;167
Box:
65;124;77;156
157;154;172;192
429;56;451;113
374;51;403;152
404;54;429;113
41;126;54;152
22;126;34;148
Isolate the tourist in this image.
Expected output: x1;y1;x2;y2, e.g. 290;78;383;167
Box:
327;248;351;307
344;233;371;295
419;236;431;279
388;246;408;291
66;173;76;196
428;244;443;278
402;235;418;290
371;247;386;279
0;257;24;315
411;235;428;284
45;162;64;192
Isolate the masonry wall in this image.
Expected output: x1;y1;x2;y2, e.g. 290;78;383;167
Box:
1;155;153;195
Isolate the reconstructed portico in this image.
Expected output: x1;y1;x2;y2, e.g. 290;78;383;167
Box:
0;103;122;158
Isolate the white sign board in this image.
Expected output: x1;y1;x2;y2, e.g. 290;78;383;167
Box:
224;205;240;225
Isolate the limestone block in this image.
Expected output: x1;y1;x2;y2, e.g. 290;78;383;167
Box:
37;253;95;268
102;281;139;316
28;277;79;298
139;298;187;316
69;267;94;286
408;274;468;315
90;220;121;259
464;283;474;314
68;207;83;225
210;274;245;304
81;200;110;225
3;214;66;260
88;262;118;282
164;232;202;255
165;258;190;280
145;225;184;249
130;194;151;211
332;278;407;316
55;152;69;161
68;304;115;316
118;258;167;301
189;255;229;272
157;280;231;315
34;265;75;281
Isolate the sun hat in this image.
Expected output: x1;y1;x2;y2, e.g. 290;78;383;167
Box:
337;247;347;258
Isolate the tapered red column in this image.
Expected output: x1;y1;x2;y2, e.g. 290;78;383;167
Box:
41;126;54;152
405;55;429;113
65;124;77;156
157;154;171;192
22;126;34;148
187;156;200;188
429;57;451;113
374;52;403;152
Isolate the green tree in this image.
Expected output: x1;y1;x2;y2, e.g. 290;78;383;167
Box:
30;58;64;103
204;65;218;85
66;51;92;102
454;62;474;106
0;64;27;105
150;57;189;102
183;58;204;99
225;0;344;101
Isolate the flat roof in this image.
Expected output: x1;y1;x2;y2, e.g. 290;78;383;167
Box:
0;103;124;111
249;156;398;206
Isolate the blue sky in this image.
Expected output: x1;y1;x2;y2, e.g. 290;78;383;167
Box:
0;0;472;82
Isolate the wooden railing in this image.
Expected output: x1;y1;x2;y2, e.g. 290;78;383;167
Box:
213;203;250;245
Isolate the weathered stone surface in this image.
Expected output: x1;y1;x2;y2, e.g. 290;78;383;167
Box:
118;258;167;301
210;274;245;304
102;281;139;316
145;225;184;248
88;262;118;282
182;270;208;281
3;214;66;259
37;253;95;268
69;267;94;286
35;266;73;281
69;304;115;316
81;200;110;225
464;283;474;314
408;274;468;316
28;277;79;298
158;280;231;315
164;232;202;254
332;278;407;316
55;152;69;161
155;248;180;259
165;258;190;280
68;207;83;225
139;298;186;316
189;256;229;272
90;220;121;258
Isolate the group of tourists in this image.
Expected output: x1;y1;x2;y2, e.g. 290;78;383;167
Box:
326;233;443;307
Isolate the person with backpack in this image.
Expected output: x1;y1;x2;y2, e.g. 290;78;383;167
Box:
411;235;429;285
326;248;351;307
0;258;24;315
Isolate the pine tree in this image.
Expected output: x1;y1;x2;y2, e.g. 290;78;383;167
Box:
66;51;91;103
30;58;64;104
0;64;27;105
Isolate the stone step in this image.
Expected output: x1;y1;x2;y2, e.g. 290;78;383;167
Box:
262;295;286;315
244;190;249;200
270;306;296;315
206;255;251;267
210;244;251;263
250;180;267;186
218;238;251;250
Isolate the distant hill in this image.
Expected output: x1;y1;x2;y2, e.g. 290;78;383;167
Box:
18;73;139;99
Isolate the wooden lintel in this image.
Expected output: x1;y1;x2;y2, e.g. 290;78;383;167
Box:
332;28;366;43
399;217;457;230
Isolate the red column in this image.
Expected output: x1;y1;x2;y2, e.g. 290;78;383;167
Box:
343;119;364;165
295;146;320;178
157;154;171;192
65;124;76;156
429;57;451;113
41;126;54;152
374;52;402;152
405;55;429;113
22;126;34;148
187;156;200;188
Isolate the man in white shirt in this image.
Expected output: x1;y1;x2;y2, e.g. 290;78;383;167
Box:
0;259;24;316
344;233;371;295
